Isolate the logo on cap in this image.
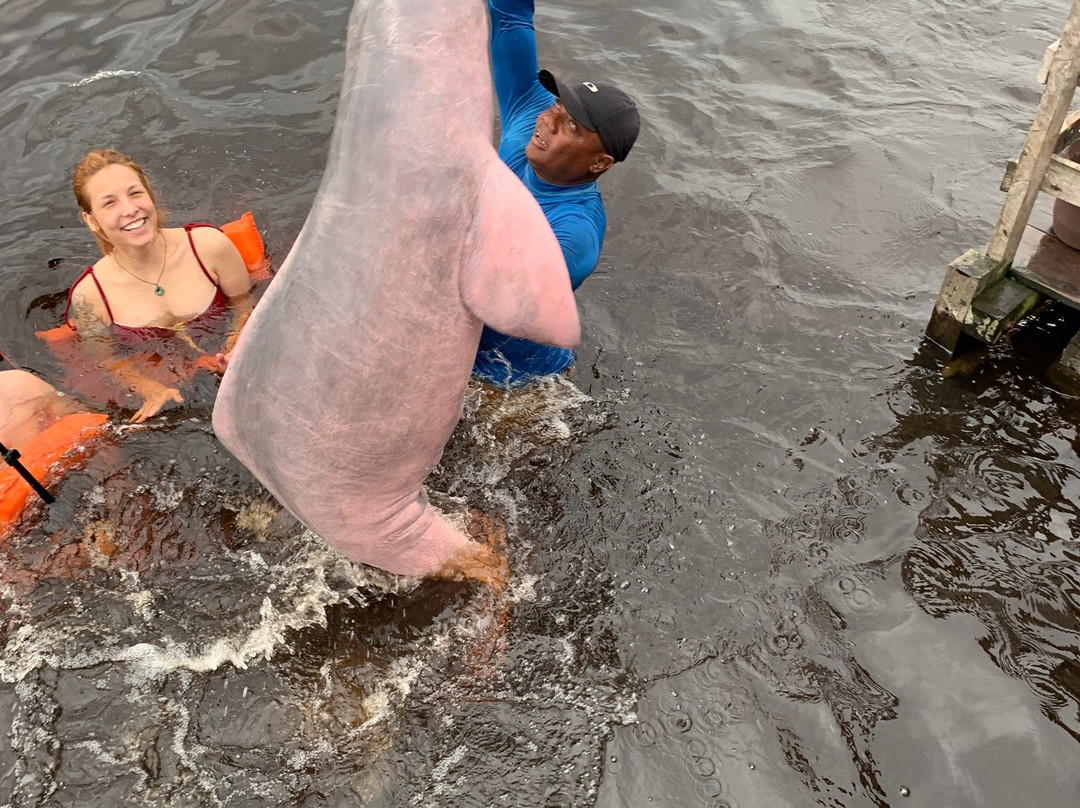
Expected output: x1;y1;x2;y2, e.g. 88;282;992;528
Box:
582;82;599;92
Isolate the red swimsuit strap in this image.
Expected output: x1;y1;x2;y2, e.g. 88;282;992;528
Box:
63;224;223;328
63;266;116;326
184;223;223;287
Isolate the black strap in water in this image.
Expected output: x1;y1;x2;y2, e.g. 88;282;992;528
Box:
0;441;55;505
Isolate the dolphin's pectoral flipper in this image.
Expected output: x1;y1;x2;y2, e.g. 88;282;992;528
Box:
460;158;581;349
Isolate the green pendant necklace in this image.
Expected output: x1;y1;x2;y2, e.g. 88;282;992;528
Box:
113;235;168;295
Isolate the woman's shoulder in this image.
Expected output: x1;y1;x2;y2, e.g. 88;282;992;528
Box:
182;222;234;254
179;222;249;290
67;260;111;327
70;258;107;298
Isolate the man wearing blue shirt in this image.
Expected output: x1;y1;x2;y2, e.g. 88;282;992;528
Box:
472;0;641;389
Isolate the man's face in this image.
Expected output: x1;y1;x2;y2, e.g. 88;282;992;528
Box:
525;101;613;186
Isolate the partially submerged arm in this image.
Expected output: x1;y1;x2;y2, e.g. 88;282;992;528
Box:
69;285;182;423
206;289;254;372
192;227;255;370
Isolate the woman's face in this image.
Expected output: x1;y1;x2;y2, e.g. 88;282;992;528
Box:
81;163;158;250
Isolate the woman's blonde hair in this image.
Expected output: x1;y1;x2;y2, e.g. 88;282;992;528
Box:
72;149;164;255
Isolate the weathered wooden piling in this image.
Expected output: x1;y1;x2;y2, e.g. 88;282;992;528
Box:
927;0;1080;379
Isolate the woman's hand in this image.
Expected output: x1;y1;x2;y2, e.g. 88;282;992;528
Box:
130;383;183;423
213;350;232;372
192;350;231;374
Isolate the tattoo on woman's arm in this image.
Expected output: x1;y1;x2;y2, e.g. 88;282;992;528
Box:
72;298;110;343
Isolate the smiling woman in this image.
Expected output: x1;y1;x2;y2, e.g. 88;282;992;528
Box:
64;149;255;422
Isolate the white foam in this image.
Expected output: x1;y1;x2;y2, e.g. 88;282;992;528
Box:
0;530;411;685
71;70;142;87
151;480;185;511
429;744;467;794
116;594;331;677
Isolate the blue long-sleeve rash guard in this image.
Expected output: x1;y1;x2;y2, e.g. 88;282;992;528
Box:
472;0;607;389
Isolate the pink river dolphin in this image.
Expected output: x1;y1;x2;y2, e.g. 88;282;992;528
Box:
212;0;579;578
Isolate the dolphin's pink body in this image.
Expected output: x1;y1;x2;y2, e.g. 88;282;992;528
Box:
212;0;578;576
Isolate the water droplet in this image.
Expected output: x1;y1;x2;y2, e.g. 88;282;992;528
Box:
748;763;755;770
900;786;910;797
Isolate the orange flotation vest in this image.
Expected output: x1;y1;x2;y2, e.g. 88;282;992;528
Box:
35;212;268;347
0;412;109;536
221;211;270;281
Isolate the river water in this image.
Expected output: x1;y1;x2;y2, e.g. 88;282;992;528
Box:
2;0;1080;806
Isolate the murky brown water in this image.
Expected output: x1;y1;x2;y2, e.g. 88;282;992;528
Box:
3;0;1080;806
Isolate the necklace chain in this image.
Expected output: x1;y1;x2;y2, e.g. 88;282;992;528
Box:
113;234;168;296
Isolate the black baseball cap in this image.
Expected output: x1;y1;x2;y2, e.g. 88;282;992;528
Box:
538;69;640;162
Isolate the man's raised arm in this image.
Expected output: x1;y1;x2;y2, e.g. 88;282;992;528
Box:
489;0;545;120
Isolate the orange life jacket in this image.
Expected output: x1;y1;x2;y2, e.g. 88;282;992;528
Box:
0;412;109;536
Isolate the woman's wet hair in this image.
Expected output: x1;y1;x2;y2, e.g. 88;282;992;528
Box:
72;149;164;255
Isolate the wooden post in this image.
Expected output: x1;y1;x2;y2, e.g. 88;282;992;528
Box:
926;249;1004;351
986;0;1080;267
928;0;1080;353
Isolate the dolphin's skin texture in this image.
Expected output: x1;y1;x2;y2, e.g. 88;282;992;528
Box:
213;0;579;577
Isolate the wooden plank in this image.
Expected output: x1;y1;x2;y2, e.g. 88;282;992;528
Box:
1014;222;1053;263
1001;153;1080;207
967;293;1042;344
1028;192;1057;235
986;0;1080;268
1055;107;1080;151
972;277;1041;321
1039;39;1061;84
1036;40;1080;89
967;278;1041;344
1011;228;1080;309
926;249;1006;351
